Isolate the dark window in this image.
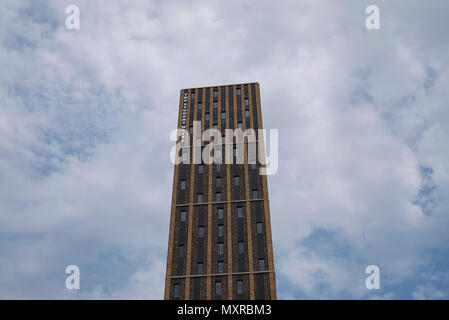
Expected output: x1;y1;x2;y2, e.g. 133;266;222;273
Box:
197;193;203;203
234;175;239;186
215;149;222;160
199;226;204;238
238;122;242;129
216;164;222;173
213;90;218;98
215;281;222;296
218;261;224;273
218;225;224;237
216;192;222;201
198;165;204;174
245;98;249;106
213;124;218;130
250;163;256;170
238;241;244;254
218;208;224;220
252;189;258;199
237;280;243;294
178;245;184;257
173;283;180;298
191;92;195;100
181;210;187;222
257;222;263;234
237;207;243;218
259;259;265;271
197;262;203;274
236;88;241;95
221;112;226;119
182;148;189;163
245;110;250;118
216;177;221;188
205;113;210;120
213;101;218;108
189;126;193;135
198;102;202;110
180;179;186;190
218;242;224;255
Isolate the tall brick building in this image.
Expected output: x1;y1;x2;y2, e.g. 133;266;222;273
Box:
164;83;276;300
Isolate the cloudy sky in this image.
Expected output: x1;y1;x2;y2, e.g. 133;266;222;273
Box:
1;0;449;299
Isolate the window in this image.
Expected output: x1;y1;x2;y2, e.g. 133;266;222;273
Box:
199;226;204;238
259;258;265;271
238;241;244;254
181;210;187;222
221;112;226;119
236;88;241;95
213;101;218;108
218;224;224;237
237;206;243;218
180;179;186;190
238;122;242;129
245;110;250;118
234;175;239;186
178;245;184;257
205;113;210;120
216;192;222;201
213;90;218;99
250;163;256;170
173;283;180;298
237;280;243;294
197;193;203;203
191;92;195;100
216;164;221;173
213;124;218;130
197;262;203;274
245;98;249;106
252;189;258;199
215;149;222;160
233;147;238;158
198;165;204;174
189;126;193;135
218;261;224;273
218;208;224;220
182;148;189;163
257;222;263;234
215;281;222;296
216;177;221;188
221;136;226;145
198;102;202;110
218;243;224;255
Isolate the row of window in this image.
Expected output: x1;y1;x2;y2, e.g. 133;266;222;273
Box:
180;181;259;200
173;278;246;298
189;190;258;203
198;109;251;120
181;207;262;224
178;239;245;259
190;88;247;101
191;258;265;276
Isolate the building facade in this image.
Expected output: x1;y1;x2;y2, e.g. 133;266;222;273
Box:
164;83;276;300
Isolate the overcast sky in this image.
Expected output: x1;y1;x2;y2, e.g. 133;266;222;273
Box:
1;0;449;299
